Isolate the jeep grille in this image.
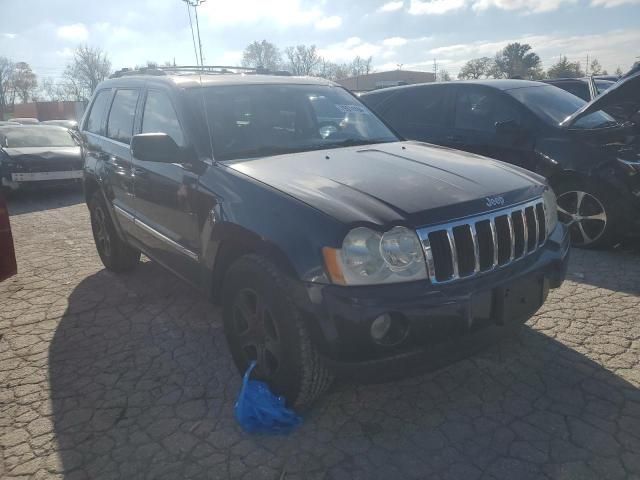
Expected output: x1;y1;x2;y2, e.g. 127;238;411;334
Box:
416;198;547;283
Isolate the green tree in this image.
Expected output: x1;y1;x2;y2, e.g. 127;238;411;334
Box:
589;58;603;75
241;40;281;71
547;56;584;79
492;43;542;79
12;62;37;103
458;57;493;79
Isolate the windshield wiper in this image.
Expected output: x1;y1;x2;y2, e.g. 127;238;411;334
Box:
222;145;304;160
310;138;395;150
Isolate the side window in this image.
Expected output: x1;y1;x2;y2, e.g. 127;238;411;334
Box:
384;87;448;128
454;88;521;132
85;90;111;135
561;83;589;101
141;91;185;146
106;89;139;144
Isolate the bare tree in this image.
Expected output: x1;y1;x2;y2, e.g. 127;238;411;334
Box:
349;56;373;77
589;58;604;76
285;45;321;76
438;69;452;82
242;40;281;70
63;45;111;101
13;62;38;103
458;57;493;79
0;57;15;115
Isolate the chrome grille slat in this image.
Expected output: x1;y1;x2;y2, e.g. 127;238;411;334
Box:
446;228;459;280
521;209;529;256
417;198;547;284
506;214;515;262
489;218;499;269
469;223;480;274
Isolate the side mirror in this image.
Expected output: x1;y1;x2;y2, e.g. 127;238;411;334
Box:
131;133;180;163
495;119;523;135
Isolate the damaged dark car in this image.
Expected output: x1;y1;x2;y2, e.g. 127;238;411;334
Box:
362;72;640;248
0;125;83;193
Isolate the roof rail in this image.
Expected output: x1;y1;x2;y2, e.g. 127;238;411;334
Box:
109;65;291;79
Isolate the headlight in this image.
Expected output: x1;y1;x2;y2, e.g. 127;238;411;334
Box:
542;187;558;234
323;226;427;285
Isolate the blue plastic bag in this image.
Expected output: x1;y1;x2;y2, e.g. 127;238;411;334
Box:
234;361;302;434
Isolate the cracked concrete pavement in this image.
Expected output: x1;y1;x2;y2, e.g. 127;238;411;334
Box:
1;188;640;479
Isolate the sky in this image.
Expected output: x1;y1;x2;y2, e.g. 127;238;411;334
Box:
0;0;639;82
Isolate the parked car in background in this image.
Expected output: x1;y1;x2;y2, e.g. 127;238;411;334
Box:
0;193;17;282
80;67;568;407
12;118;40;125
0;125;83;193
42;119;79;130
542;77;615;101
362;73;640;248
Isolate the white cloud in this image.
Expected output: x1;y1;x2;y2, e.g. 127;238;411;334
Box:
56;23;89;41
409;0;466;14
199;0;323;27
590;0;640;6
471;0;577;12
378;1;405;11
383;37;409;47
318;37;384;62
55;47;74;57
315;15;343;30
2;33;17;39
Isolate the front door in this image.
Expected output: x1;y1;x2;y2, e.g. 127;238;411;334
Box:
448;86;536;170
131;88;202;282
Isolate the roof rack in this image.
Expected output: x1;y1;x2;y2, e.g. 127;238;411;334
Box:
110;65;291;78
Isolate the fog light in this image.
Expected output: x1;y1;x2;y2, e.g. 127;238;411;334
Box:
370;314;392;341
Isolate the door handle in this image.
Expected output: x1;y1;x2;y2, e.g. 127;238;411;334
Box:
131;167;147;177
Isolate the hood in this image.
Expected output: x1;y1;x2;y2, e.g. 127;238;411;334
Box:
2;146;81;161
228;141;545;227
562;71;640;127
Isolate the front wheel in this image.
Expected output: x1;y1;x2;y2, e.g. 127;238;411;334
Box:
554;180;619;248
222;254;333;408
89;192;140;272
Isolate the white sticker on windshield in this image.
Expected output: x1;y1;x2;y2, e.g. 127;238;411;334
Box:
335;104;370;114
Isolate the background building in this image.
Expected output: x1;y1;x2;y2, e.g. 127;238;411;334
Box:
337;70;436;92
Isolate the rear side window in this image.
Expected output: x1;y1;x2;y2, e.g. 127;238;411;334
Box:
558;82;589;101
384;87;448;128
454;88;521;133
142;91;185;146
85;90;111;135
107;89;139;144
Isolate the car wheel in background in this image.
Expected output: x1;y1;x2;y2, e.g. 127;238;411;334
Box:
554;179;619;248
89;192;140;272
222;254;333;408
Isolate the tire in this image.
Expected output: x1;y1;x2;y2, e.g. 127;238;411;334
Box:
553;178;620;249
89;192;140;272
222;254;333;408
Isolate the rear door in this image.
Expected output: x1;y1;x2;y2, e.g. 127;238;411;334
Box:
102;88;141;234
0;194;17;282
131;87;202;282
448;85;537;169
376;85;454;144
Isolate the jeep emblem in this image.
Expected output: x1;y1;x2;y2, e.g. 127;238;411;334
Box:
486;196;505;208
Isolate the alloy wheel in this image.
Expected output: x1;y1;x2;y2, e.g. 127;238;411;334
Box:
92;206;112;258
556;190;607;246
232;288;282;379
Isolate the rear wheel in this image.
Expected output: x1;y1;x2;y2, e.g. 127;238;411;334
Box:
222;254;333;408
554;179;619;248
89;192;140;272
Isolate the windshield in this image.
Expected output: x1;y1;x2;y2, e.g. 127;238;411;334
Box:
187;84;398;161
0;126;77;148
507;85;619;129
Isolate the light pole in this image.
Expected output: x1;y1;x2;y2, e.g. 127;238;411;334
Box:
182;0;207;66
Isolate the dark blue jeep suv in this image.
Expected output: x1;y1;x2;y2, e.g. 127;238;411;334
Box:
81;67;569;406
